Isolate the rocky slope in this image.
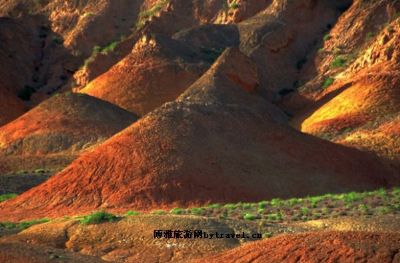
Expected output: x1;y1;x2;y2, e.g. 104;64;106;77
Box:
0;49;395;221
0;93;137;174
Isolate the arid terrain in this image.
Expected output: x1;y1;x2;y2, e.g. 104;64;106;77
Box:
0;0;399;262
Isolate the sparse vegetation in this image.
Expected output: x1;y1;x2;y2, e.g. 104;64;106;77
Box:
331;55;347;68
131;188;400;227
135;0;171;30
80;211;118;225
322;77;335;89
243;213;257;221
125;210;140;216
83;41;119;68
323;34;332;41
0;218;49;230
0;194;17;202
170;208;185;215
229;1;240;9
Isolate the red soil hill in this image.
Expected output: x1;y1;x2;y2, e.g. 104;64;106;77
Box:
195;231;400;263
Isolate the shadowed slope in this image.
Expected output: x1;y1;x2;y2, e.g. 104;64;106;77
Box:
0;49;394;221
0;88;25;127
238;0;352;98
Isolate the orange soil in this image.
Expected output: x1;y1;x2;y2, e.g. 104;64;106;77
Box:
196;231;400;263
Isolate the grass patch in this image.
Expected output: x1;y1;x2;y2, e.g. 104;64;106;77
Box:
0;193;17;202
243;213;257;221
170;208;185;215
135;0;171;30
208;203;222;209
125;210;140;216
80;211;118;225
190;207;205;215
151;210;167;215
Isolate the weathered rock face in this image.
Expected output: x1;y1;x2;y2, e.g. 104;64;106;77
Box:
238;0;352;98
0;93;137;173
284;2;400;166
0;49;394;221
194;231;400;263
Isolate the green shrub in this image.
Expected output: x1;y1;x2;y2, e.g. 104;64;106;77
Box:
331;56;347;68
242;203;253;210
0;222;17;229
243;213;257;221
258;201;268;209
229;1;240;9
100;41;118;55
190;207;205;215
125;210;140;216
322;77;335;89
208;203;222;209
170;208;185;215
80;211;118;225
270;198;282;207
135;0;171;30
0;194;17;202
323;34;331;41
224;203;237;210
19;218;50;230
267;212;283;221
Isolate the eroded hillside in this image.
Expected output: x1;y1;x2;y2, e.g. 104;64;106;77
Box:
0;0;399;262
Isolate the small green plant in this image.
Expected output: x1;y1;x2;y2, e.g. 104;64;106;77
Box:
322;77;335;89
0;194;17;202
224;203;237;210
242;203;253;210
331;55;347;68
258;201;268;209
208;203;222;209
323;34;331;41
125;210;140;216
151;210;167;215
135;0;171;30
19;218;50;230
270;198;282;207
267;212;283;221
300;207;310;215
358;204;369;215
286;198;301;207
365;31;374;41
190;207;205;215
52;36;63;45
80;211;118;225
170;208;185;215
0;222;17;229
229;1;240;9
243;213;257;221
100;41;118;55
